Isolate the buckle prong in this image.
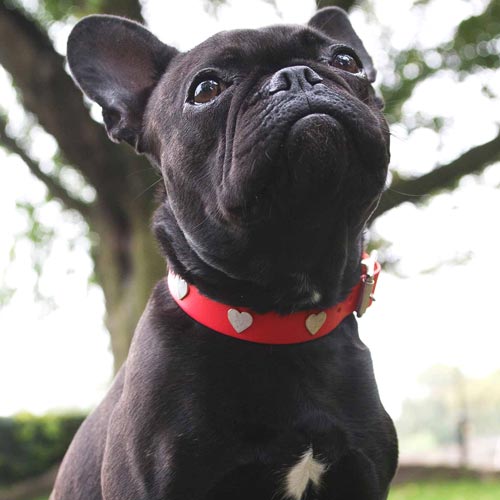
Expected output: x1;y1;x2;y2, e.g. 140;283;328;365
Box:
356;250;378;318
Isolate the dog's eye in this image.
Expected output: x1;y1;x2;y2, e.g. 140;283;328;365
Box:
192;79;226;104
330;53;361;74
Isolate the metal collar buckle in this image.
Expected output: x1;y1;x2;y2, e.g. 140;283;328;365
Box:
356;250;379;318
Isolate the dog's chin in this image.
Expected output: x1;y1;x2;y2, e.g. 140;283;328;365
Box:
286;113;344;155
283;113;348;197
288;112;339;135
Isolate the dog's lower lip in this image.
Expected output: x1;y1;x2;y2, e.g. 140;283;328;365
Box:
287;112;341;139
293;112;338;125
284;112;346;178
288;113;342;141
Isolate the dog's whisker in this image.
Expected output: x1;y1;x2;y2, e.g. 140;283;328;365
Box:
385;185;425;197
133;177;163;200
126;166;160;178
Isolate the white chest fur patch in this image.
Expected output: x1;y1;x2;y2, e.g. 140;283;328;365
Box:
284;447;327;500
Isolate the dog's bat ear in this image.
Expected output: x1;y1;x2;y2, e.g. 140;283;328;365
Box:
308;7;376;82
67;15;178;149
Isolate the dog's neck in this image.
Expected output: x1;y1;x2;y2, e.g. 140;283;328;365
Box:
154;201;365;315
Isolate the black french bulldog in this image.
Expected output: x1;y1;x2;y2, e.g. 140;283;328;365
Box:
51;7;398;500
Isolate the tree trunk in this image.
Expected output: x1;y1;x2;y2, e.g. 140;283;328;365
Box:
0;0;166;373
92;199;165;372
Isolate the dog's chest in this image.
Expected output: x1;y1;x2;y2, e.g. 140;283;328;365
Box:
205;445;329;500
282;447;327;500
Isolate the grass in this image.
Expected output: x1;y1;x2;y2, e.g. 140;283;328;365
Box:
389;479;500;500
30;480;500;500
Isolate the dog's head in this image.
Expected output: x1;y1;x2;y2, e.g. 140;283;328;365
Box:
68;8;389;310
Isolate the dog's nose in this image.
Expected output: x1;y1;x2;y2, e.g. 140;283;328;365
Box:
268;66;323;94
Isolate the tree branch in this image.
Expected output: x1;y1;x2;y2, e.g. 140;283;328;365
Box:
0;116;91;217
99;0;144;22
0;2;145;219
373;130;500;219
315;0;358;11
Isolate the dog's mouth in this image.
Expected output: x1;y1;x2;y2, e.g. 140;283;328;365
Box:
285;112;345;158
283;111;349;195
218;90;388;224
229;90;371;175
287;112;340;136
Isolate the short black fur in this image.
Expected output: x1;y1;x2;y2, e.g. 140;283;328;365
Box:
53;7;398;500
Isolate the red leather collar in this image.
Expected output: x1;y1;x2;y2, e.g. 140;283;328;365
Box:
167;252;380;344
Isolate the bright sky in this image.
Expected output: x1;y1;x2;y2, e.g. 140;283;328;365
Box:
0;0;498;418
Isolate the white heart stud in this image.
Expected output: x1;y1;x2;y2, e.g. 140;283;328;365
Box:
305;312;327;335
174;276;189;300
227;309;253;333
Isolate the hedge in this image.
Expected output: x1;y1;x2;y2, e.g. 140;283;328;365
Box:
0;413;85;486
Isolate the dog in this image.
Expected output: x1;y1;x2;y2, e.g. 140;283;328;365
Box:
51;7;398;500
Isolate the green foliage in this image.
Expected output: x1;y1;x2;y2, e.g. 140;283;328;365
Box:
382;0;500;126
0;281;15;307
11;0;143;23
0;413;85;486
466;370;500;436
0;200;49;309
10;0;107;21
389;479;500;500
41;0;101;20
16;202;55;250
453;0;500;74
11;201;56;308
381;47;438;125
397;366;500;449
397;366;465;446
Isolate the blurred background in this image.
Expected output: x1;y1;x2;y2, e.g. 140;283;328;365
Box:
0;0;499;498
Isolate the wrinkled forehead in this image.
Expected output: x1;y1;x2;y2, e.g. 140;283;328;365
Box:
171;25;332;74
